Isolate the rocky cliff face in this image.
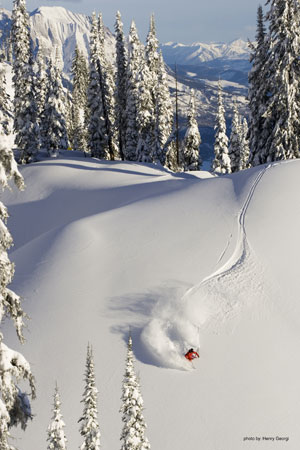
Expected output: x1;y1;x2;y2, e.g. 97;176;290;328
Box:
29;7;115;74
0;6;115;75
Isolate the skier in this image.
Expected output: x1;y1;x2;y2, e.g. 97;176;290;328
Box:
184;348;199;361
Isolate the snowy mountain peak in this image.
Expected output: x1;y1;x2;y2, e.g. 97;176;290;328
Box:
30;6;93;30
29;6;92;73
0;6;116;76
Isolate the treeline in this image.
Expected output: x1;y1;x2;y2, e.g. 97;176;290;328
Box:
2;0;299;173
47;337;150;450
6;0;202;171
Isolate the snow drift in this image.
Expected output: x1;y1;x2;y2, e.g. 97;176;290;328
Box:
3;153;300;449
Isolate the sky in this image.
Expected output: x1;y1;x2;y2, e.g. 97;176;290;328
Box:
1;0;264;44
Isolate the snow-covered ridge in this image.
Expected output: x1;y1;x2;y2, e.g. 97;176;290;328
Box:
161;39;250;65
3;155;300;449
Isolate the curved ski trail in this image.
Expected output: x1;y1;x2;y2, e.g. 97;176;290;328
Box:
141;165;272;370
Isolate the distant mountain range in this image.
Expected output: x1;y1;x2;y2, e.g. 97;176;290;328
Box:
0;6;252;163
161;39;250;65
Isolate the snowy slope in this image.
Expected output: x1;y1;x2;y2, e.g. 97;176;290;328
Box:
3;154;299;450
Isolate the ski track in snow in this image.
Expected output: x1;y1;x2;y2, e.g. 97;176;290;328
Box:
141;164;273;370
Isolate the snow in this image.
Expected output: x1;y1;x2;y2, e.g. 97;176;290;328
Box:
3;153;300;449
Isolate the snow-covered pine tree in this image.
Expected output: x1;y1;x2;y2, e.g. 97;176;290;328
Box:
239;117;250;170
164;65;180;172
115;11;127;160
125;21;142;161
0;143;35;449
260;0;300;162
87;13;109;159
120;334;150;450
164;133;178;171
182;89;202;171
35;47;48;150
65;91;74;150
212;82;231;174
154;52;174;166
228;101;243;173
71;45;89;152
97;13;119;160
43;55;69;157
145;15;159;79
142;14;160;161
136;52;155;163
248;5;270;166
11;0;39;163
79;344;100;450
0;67;12;137
47;384;67;450
103;58;120;160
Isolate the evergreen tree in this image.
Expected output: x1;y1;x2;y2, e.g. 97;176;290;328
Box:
120;335;150;450
212;82;231;174
125;21;142;161
136;52;155;163
141;14;160;161
261;0;300;162
79;344;100;450
228;101;242;173
71;46;89;152
87;13;109;159
47;384;67;450
97;13;119;160
239;117;250;170
248;5;270;166
43;56;69;156
103;58;120;160
64;91;74;151
145;15;159;78
0;143;35;449
154;52;174;166
164;134;178;172
182;89;202;171
35;47;48;150
35;48;47;118
165;65;180;172
0;67;12;136
115;11;127;160
11;0;39;163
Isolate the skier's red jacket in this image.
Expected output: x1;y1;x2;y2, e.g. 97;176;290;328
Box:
185;349;199;361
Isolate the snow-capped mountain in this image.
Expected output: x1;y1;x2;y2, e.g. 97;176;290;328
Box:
161;39;250;66
0;6;115;74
